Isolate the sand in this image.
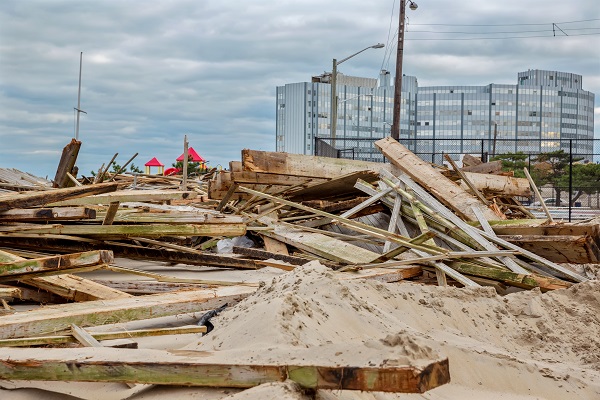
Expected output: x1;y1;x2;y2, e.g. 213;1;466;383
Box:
185;261;600;399
2;260;599;399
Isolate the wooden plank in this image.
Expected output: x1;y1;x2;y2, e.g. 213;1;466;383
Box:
22;274;133;301
53;138;81;188
0;285;21;299
499;234;600;264
447;262;571;291
0;347;450;393
232;171;328;186
88;280;211;295
47;189;198;206
258;216;381;264
242;149;391;178
0;237;262;270
0;286;254;339
444;154;489;205
102;201;120;225
232;246;323;267
337;266;422;283
0;325;208;347
71;324;102;347
0;207;96;222
0;182;118;211
523;167;553;222
374;137;501;221
261;236;289;255
461;160;502;174
287;171;380;201
461;172;531;197
0;250;113;278
0;223;246;238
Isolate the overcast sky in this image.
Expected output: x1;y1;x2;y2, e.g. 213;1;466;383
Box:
1;0;599;178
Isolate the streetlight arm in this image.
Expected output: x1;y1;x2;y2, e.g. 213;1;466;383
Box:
337;43;384;65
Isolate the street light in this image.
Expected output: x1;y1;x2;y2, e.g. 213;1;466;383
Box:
331;43;384;143
391;0;418;140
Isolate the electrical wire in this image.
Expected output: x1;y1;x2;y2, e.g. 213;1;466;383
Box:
406;32;600;41
409;18;600;27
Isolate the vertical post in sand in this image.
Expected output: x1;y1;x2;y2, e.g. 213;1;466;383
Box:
181;135;189;190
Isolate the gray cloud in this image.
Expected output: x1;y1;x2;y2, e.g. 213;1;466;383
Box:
1;0;598;178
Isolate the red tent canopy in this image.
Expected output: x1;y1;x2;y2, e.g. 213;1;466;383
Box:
176;147;205;162
144;157;164;167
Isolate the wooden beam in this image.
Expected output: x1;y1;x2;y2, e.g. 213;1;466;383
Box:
0;250;113;278
0;325;207;347
53;138;81;188
444;154;489;205
0;207;96;222
258;216;381;264
0;286;254;339
242;149;391;178
21;274;133;301
46;189;197;206
0;223;246;238
261;236;289;255
523;167;553;222
0;237;262;270
0;182;118;211
0;347;450;393
102;201;120;225
374;137;501;221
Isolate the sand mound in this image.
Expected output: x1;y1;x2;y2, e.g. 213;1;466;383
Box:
186;261;600;399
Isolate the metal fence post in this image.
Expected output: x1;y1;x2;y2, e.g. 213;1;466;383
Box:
569;139;573;222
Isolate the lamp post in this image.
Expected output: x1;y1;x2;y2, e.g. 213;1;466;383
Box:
391;0;418;140
331;43;384;145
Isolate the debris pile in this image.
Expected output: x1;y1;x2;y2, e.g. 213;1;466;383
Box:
0;136;599;399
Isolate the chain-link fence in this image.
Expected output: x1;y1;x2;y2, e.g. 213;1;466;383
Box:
314;136;600;220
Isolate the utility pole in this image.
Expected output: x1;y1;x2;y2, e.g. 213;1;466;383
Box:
391;1;417;140
331;58;338;147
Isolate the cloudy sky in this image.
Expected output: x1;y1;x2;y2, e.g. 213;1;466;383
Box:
1;0;599;178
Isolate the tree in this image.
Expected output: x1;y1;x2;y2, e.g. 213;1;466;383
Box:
172;155;207;177
490;152;528;178
556;162;600;205
532;150;582;206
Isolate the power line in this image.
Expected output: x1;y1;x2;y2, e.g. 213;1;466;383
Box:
409;18;600;27
406;32;600;41
407;27;600;35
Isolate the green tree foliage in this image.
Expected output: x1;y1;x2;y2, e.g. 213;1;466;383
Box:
556;162;600;204
532;150;583;206
172;155;207;177
490;152;528;178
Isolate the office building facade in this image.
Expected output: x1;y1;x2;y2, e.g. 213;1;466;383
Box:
275;69;595;163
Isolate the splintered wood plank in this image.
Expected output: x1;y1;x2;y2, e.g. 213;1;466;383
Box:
259;217;380;264
0;182;119;211
0;286;255;339
22;274;133;301
461;172;531;197
53;138;81;188
0;347;450;393
374;137;501;222
261;236;289;255
0;250;113;278
0;325;207;347
499;234;600;264
0;238;262;270
242;149;391;178
231;171;329;186
47;189;198;206
0;207;96;222
0;223;246;238
0;285;21;298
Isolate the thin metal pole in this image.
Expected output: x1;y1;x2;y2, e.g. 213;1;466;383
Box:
391;0;406;140
181;135;189;190
75;52;83;140
569;139;573;222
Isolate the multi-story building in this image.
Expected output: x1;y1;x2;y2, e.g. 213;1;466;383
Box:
275;69;595;163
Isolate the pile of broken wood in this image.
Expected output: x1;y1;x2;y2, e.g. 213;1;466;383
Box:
0;136;597;394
